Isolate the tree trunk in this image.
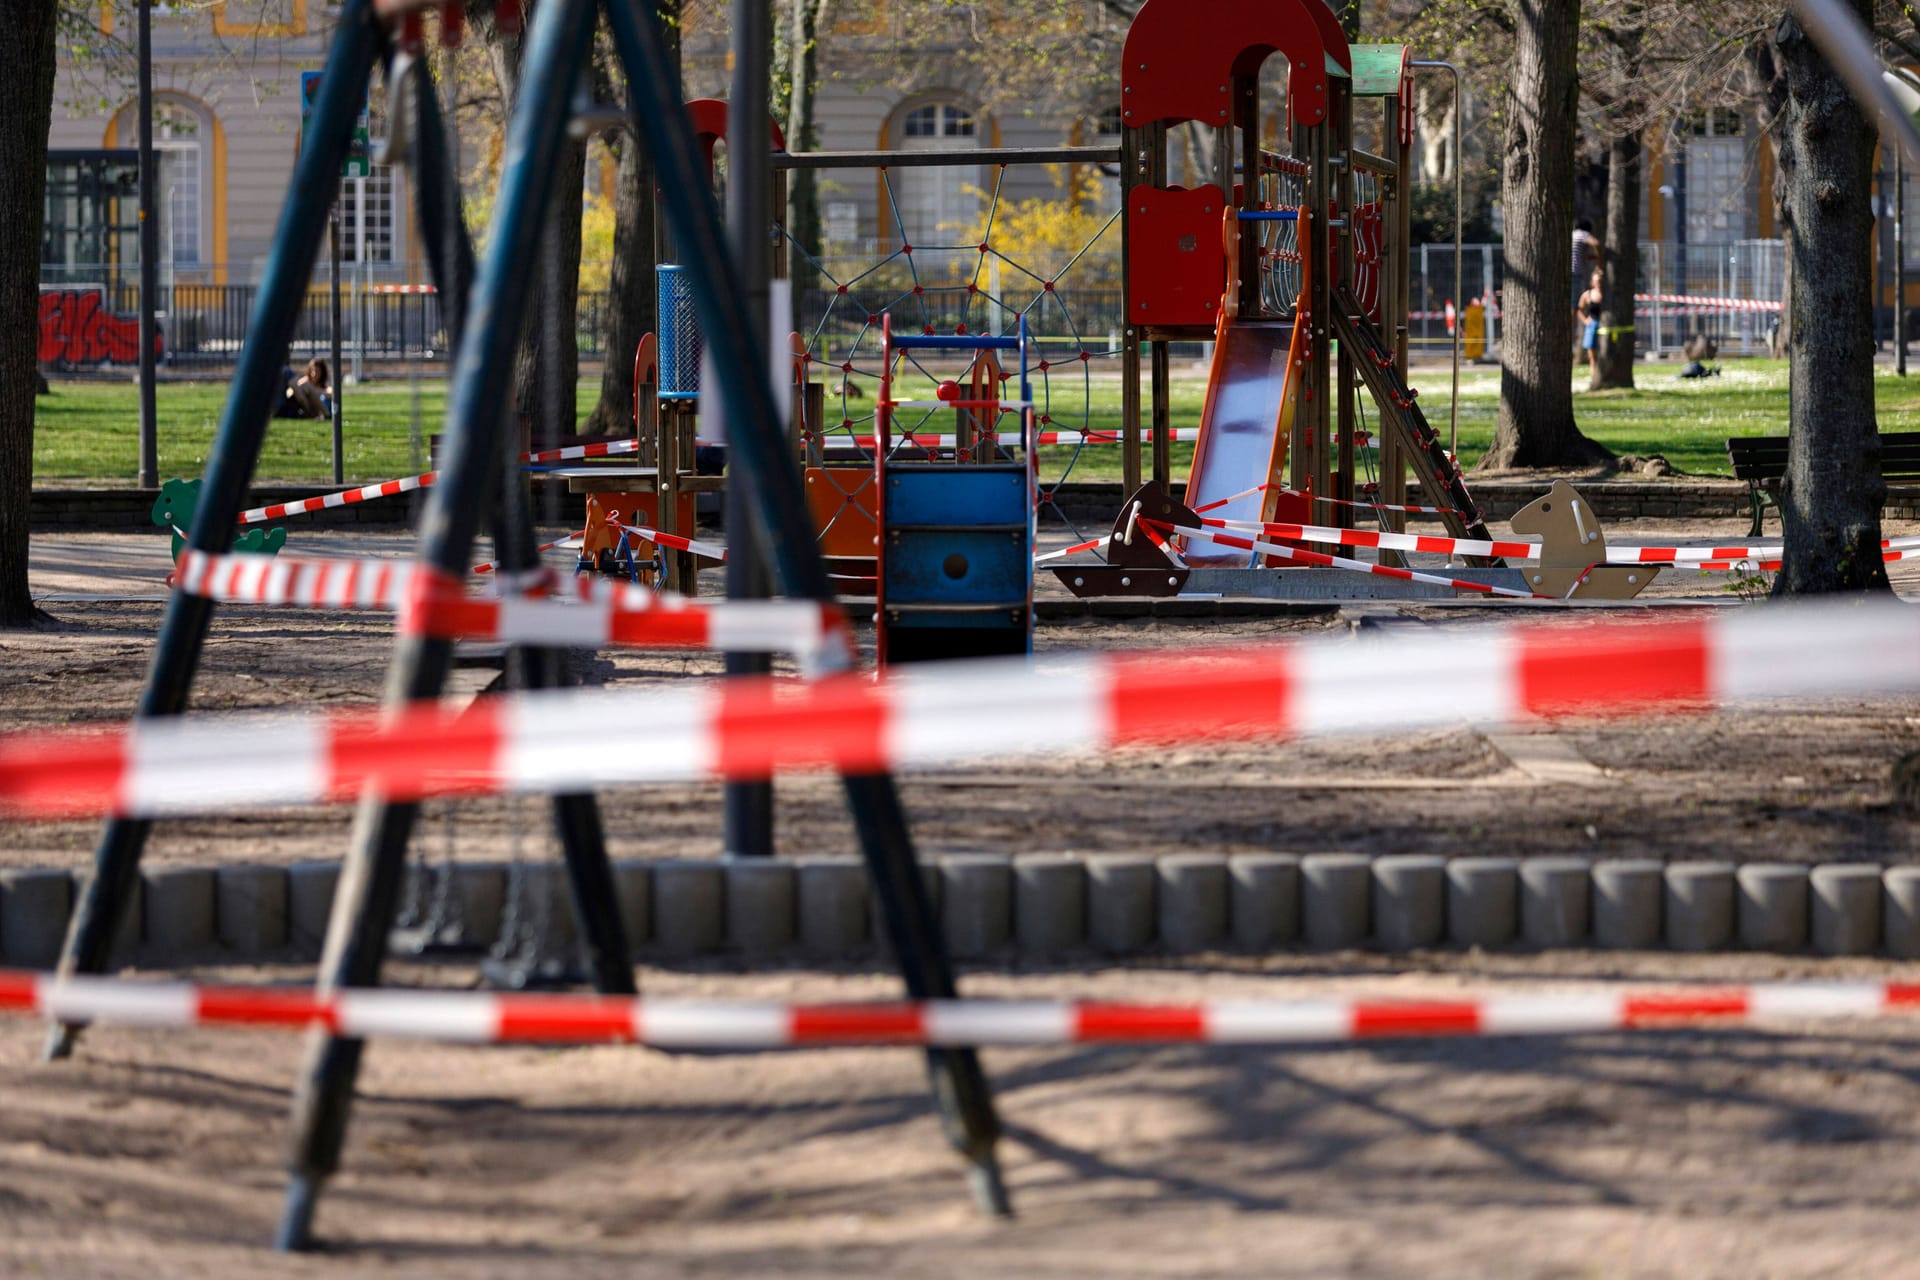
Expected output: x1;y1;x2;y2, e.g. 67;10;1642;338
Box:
1591;125;1640;390
581;2;676;436
0;0;58;626
491;13;585;437
784;0;829;332
1769;6;1888;596
581;123;654;434
1480;0;1613;470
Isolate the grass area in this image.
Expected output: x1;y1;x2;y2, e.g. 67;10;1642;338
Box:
1035;358;1920;483
36;358;1920;487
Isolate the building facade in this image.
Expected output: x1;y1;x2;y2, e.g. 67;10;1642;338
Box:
45;0;413;288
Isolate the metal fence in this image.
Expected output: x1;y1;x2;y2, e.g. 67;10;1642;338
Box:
1406;240;1789;360
40;240;1792;375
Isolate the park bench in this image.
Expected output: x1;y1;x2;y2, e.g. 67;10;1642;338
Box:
1726;432;1920;537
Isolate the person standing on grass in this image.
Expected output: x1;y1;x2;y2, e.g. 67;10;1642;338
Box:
1571;218;1604;358
1578;268;1605;381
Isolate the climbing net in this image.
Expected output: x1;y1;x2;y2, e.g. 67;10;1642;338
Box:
782;164;1122;540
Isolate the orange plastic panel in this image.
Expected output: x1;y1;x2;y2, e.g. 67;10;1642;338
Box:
805;466;878;559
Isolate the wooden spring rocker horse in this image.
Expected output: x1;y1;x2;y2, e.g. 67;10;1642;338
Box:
1508;480;1658;600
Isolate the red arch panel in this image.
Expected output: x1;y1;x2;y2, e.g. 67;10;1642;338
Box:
1119;0;1343;130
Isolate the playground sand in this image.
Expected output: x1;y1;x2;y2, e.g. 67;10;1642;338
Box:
0;955;1919;1277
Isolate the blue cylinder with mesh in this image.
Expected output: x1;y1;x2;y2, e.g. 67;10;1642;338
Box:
657;264;701;400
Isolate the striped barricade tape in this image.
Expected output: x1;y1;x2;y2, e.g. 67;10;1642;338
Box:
1606;536;1920;565
170;552;842;656
1154;520;1540;598
0;970;1917;1046
609;519;729;562
234;440;644;526
1634;293;1783;314
1034;535;1113;565
1196;516;1536;561
1192;520;1920;568
826;427;1208;451
7;595;1914;819
470;530;586;575
399;570;845;658
175;549;415;609
237;472;438;526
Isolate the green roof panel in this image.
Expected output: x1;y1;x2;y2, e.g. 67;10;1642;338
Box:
1349;43;1409;97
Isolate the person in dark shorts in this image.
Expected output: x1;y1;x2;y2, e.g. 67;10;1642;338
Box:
1578;268;1604;377
1571;218;1604;356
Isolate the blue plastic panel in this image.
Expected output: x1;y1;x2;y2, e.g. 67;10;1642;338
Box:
885;527;1029;606
884;465;1029;527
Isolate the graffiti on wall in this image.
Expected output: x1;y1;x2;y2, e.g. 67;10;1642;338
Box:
38;287;148;367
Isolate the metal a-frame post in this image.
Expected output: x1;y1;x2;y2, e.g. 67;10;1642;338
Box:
722;0;774;860
44;0;637;1065
45;0;383;1057
277;0;1007;1250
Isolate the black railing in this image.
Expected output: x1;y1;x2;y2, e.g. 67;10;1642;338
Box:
38;278;1133;374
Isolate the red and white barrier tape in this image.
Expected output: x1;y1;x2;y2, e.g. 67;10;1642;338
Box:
1034;535;1113;564
1635;292;1783;314
170;552;840;656
236;472;438;526
234;439;644;527
1198;516;1535;561
470;531;586;575
399;570;844;657
1193;519;1920;569
825;427;1207;451
1;970;1917;1046
1606;536;1920;565
609;519;729;562
9;596;1912;819
175;549;415;609
1158;521;1539;599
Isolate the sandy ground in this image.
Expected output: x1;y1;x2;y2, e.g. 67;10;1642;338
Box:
9;514;1920;1275
6;957;1920;1278
8;517;1920;870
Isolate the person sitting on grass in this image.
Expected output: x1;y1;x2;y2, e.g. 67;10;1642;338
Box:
278;358;333;419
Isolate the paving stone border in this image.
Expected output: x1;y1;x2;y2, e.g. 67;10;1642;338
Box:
4;855;1916;967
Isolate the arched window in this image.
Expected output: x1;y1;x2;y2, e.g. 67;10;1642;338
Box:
902;103;975;141
892;100;981;255
111;95;211;269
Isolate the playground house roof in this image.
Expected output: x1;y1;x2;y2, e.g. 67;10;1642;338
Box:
1347;44;1410;97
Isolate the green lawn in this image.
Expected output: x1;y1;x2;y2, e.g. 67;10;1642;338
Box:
35;358;1920;487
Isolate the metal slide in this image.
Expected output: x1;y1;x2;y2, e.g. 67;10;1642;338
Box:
1178;317;1302;564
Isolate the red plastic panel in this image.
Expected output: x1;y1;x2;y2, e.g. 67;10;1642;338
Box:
1120;0;1339;129
1129;185;1229;328
683;98;789;182
1296;0;1351;74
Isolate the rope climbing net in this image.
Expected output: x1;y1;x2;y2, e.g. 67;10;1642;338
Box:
781;163;1122;539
